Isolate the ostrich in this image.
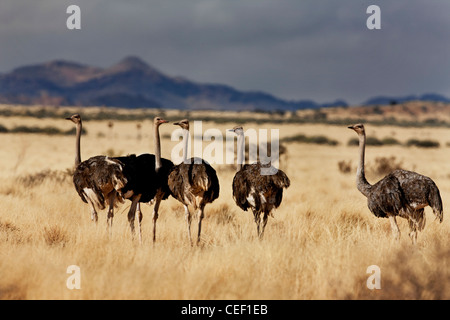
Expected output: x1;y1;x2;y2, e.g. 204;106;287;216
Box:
66;114;127;234
114;117;173;243
348;123;443;244
229;126;290;239
167;119;220;246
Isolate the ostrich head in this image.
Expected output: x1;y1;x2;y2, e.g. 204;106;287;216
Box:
65;113;82;124
173;119;189;130
154;116;169;126
229;125;244;136
348;123;365;135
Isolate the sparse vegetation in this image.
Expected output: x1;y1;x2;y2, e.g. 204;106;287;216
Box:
104;148;124;157
1;105;449;300
406;138;440;148
348;137;440;148
338;156;404;176
16;169;72;188
0;124;86;135
338;160;352;174
207;203;235;225
42;225;69;247
282;134;338;146
380;137;401;145
1;100;450;129
370;156;404;176
348;137;384;146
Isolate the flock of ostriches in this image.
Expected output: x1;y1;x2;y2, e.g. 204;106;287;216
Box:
65;114;443;246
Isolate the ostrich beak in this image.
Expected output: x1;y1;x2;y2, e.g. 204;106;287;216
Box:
65;117;71;120
161;119;169;124
347;125;354;130
173;121;179;126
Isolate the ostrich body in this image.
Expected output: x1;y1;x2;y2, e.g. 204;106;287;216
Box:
348;124;443;243
230;126;290;238
167;119;220;246
66;114;127;233
115;117;173;243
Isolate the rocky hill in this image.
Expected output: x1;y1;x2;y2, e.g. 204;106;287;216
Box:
0;56;346;111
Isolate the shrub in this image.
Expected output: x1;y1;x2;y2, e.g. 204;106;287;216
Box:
406;139;440;148
348;137;383;146
338;160;352;174
8;125;86;136
17;169;71;188
282;134;338;146
208;204;235;225
43;225;69;247
347;138;359;146
370;156;403;176
348;137;401;147
366;137;383;146
381;137;401;145
104;148;124;157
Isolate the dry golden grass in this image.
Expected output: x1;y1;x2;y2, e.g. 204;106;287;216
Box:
0;107;450;300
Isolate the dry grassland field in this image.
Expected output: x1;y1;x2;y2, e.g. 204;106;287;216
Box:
1;105;450;300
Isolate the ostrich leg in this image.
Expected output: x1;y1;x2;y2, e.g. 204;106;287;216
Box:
196;205;205;245
184;205;193;246
388;215;401;240
152;191;164;243
253;210;261;238
106;191;116;237
408;219;418;245
85;199;98;223
135;202;143;244
259;212;269;239
127;194;141;239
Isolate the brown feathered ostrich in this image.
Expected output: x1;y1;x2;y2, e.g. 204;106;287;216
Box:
66;114;127;235
229;126;290;239
348;123;443;244
167;119;220;246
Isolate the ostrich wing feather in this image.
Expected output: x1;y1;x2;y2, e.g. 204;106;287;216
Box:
367;174;405;218
232;163;290;212
391;169;443;222
168;158;219;205
73;156;127;210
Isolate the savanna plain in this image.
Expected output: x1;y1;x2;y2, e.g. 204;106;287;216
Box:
1;105;450;300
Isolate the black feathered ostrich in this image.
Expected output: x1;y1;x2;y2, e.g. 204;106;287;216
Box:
348;123;443;244
66;114;127;235
114;117;174;243
229;126;290;239
168;119;220;246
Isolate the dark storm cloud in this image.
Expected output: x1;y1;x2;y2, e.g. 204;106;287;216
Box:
0;0;449;104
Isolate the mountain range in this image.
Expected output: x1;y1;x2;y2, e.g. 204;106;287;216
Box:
0;56;448;111
363;93;450;106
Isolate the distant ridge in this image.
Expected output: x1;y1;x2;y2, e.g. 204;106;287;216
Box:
0;56;448;110
0;56;347;111
364;93;450;106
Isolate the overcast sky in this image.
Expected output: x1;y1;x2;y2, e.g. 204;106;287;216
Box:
0;0;449;104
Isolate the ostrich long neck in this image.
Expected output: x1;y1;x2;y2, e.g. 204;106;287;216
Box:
181;128;189;163
236;133;245;171
154;124;162;172
356;133;372;197
74;121;82;166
